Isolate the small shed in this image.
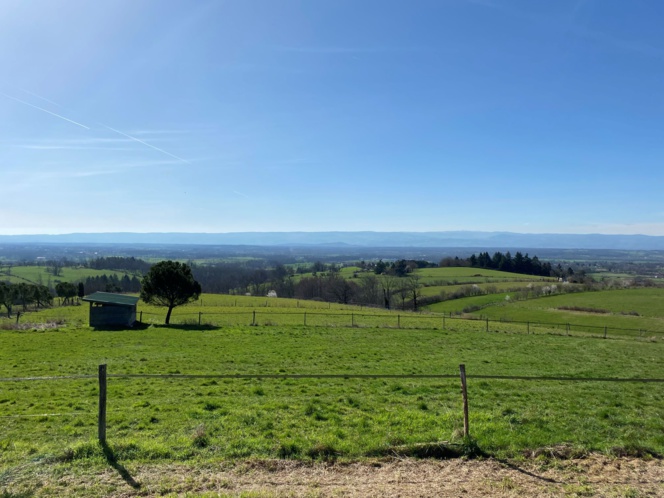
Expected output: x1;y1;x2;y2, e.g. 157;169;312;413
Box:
82;292;139;328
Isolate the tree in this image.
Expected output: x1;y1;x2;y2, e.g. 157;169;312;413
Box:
406;274;422;312
380;275;397;310
0;282;16;318
55;282;77;305
140;261;202;325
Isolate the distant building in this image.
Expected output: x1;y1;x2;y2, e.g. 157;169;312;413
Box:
267;290;278;298
82;292;138;328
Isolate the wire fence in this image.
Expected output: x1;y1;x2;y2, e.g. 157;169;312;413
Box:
0;365;664;466
134;310;659;341
1;306;661;341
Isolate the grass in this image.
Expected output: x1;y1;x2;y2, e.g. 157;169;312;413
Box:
0;322;662;471
0;266;134;286
465;288;664;332
413;267;554;285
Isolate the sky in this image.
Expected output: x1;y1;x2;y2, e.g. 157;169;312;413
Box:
1;0;664;236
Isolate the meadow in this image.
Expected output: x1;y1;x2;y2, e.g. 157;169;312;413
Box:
1;315;662;470
0;265;133;286
464;288;664;331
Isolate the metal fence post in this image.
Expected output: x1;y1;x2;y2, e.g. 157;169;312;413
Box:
98;364;107;444
459;364;469;437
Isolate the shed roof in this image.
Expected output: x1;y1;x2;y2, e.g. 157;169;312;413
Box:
82;292;139;307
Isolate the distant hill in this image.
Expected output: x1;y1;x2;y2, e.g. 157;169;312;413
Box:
2;231;664;250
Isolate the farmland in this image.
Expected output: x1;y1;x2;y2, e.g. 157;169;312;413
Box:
1;295;663;460
0;265;134;287
1;267;664;495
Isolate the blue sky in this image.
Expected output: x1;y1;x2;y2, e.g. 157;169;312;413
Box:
1;0;663;235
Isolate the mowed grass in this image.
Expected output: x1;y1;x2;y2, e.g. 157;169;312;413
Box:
467;288;664;332
0;323;662;471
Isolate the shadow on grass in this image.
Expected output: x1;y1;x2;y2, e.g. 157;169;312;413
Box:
92;322;151;332
366;439;488;460
100;442;141;490
148;323;218;331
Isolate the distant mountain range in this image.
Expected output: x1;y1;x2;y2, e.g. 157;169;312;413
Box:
2;231;664;250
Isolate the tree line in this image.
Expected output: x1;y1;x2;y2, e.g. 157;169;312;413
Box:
82;274;142;294
0;281;87;317
440;251;578;278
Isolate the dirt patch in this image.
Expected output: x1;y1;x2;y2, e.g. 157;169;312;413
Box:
3;455;663;497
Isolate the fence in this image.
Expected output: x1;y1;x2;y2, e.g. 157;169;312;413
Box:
2;365;662;451
136;310;659;341
2;306;661;341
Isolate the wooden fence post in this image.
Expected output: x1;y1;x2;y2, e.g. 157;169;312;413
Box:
459;364;469;438
604;326;607;339
485;317;489;332
351;313;354;327
397;315;401;328
304;312;307;326
252;310;256;326
198;312;202;326
139;310;143;322
527;321;530;334
443;313;446;330
98;364;107;444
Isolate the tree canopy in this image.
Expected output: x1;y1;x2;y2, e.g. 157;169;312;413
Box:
140;261;201;324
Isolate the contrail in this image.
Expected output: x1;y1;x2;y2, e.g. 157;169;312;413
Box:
4;89;190;164
1;92;89;129
102;125;190;164
19;88;66;109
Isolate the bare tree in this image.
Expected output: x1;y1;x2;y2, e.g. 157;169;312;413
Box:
359;274;380;306
406;274;422;311
380;275;397;310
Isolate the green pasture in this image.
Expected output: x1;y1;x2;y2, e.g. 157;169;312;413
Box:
425;293;514;314
0;324;662;473
465;288;664;332
413;267;554;285
418;281;560;298
0;266;133;286
3;288;663;341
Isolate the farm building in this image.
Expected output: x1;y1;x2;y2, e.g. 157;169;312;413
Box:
82;292;139;328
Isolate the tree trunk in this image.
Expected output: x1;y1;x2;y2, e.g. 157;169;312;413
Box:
165;306;174;325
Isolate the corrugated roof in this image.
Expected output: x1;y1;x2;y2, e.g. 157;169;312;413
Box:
82;292;139;307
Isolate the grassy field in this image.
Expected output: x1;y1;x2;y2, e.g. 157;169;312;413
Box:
414;267;554;285
0;324;662;470
463;288;664;332
1;289;663;497
0;266;133;285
